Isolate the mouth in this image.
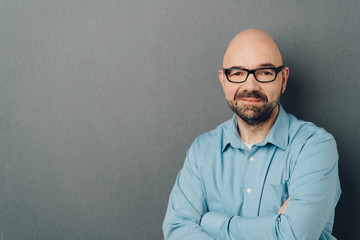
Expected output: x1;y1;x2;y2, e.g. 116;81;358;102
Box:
234;91;268;103
239;97;264;103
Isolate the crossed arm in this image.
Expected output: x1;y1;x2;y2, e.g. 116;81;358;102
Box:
163;135;341;240
278;198;289;215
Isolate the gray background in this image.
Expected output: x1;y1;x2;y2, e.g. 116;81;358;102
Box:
0;0;359;239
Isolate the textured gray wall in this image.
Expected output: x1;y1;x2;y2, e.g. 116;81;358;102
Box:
0;1;359;239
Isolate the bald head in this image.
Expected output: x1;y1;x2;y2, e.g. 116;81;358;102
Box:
223;29;283;68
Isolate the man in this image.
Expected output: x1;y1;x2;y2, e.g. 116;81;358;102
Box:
162;29;341;239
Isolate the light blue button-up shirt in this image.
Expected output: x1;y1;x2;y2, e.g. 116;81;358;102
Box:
163;105;341;239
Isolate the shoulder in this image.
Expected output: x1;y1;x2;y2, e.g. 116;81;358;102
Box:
287;113;336;146
286;113;338;168
187;117;233;158
193;118;232;146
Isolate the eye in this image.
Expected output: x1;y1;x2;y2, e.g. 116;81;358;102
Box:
228;70;246;77
258;69;275;76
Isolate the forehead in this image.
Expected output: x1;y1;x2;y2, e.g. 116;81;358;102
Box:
223;37;283;68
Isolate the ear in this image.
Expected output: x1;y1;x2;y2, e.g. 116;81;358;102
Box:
280;66;289;94
218;69;226;89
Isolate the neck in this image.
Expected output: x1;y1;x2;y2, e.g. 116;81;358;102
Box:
236;105;279;145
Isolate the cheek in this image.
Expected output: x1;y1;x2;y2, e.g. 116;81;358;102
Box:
224;89;237;100
266;87;282;101
223;85;240;100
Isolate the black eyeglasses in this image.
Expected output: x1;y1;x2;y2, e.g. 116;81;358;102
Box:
223;65;284;83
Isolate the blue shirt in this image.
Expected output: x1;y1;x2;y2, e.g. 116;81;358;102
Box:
163;105;341;240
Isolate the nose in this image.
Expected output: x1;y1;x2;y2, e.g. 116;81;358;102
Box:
241;73;261;91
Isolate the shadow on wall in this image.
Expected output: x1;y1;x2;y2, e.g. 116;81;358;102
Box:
280;64;305;117
280;63;357;239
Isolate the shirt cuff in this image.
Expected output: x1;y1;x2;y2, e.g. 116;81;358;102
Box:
200;211;232;239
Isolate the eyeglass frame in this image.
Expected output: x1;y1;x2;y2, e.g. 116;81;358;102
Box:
222;65;284;83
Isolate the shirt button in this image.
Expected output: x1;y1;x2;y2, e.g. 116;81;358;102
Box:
246;188;252;193
250;157;255;162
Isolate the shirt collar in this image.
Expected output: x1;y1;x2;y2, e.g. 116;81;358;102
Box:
259;105;289;150
221;114;242;151
222;104;289;152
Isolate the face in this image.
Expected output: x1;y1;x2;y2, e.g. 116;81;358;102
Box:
219;31;289;126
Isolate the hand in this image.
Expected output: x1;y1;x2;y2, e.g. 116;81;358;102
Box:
278;198;289;215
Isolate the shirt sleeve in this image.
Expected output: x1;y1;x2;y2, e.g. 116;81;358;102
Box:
201;132;341;240
162;141;214;239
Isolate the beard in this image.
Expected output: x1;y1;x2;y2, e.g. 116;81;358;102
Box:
226;91;280;126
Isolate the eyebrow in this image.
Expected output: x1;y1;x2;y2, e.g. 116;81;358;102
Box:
258;63;276;68
226;63;276;69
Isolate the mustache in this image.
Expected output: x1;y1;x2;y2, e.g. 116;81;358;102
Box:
234;91;268;102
